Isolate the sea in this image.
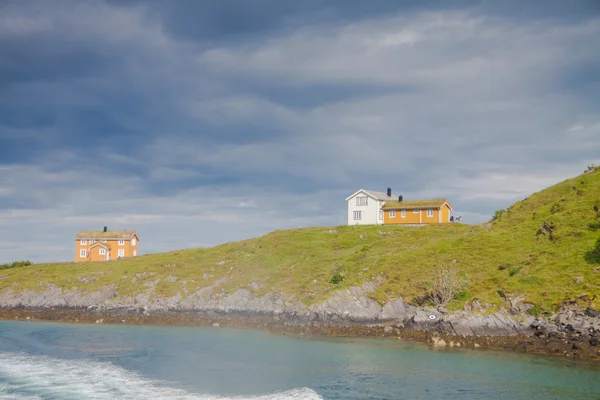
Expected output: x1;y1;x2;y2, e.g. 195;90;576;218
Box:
0;320;598;399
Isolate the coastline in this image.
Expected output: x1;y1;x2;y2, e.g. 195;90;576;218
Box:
1;307;598;361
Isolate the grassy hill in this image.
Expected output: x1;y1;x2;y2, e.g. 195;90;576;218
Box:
2;167;600;314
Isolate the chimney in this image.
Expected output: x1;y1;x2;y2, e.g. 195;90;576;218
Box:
398;195;403;202
387;187;392;197
103;226;107;233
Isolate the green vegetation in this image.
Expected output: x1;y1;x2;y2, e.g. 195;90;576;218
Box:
1;168;600;313
491;209;506;222
0;260;32;270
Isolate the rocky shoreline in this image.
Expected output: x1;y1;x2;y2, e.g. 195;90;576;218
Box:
0;280;598;360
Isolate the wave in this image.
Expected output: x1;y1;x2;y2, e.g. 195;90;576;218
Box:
0;352;322;400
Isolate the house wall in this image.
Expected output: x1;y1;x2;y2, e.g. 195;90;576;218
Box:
384;208;443;225
442;204;450;223
75;235;139;262
90;246;109;262
347;194;384;225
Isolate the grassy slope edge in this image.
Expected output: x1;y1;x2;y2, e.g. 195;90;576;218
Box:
1;168;599;314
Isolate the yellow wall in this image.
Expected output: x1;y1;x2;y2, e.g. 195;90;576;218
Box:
441;204;450;223
75;235;139;262
384;206;449;225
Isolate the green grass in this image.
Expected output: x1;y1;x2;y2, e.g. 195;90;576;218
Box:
2;168;600;313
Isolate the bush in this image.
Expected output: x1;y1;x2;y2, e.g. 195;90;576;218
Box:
0;260;32;270
329;273;344;285
491;209;506;222
508;266;523;277
428;267;469;305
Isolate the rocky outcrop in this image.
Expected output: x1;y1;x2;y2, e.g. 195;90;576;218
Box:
0;281;598;359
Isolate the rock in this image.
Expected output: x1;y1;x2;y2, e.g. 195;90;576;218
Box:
585;307;600;317
328;229;339;234
95;319;104;324
574;277;584;284
213;323;220;327
165;276;178;283
216;261;225;265
359;234;364;239
383;326;393;333
432;336;447;347
437;305;450;315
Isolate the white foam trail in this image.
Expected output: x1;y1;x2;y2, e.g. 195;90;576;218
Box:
0;353;323;400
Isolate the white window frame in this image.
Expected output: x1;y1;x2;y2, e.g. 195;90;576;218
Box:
118;240;124;246
356;196;368;206
80;240;86;245
401;210;406;218
353;211;362;220
99;248;106;255
413;209;420;214
101;240;106;243
79;249;86;257
390;210;396;218
379;210;383;220
133;250;137;256
131;238;136;246
118;249;125;258
90;240;95;244
427;209;434;217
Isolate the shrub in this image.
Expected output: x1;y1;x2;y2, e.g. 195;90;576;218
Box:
508;266;523;277
428;267;469;305
0;260;32;270
491;209;506;222
329;273;344;285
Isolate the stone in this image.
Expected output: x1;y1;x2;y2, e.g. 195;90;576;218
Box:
213;323;220;327
432;337;447;347
573;277;584;284
383;326;393;333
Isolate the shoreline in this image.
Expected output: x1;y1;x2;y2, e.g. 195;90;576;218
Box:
1;308;598;361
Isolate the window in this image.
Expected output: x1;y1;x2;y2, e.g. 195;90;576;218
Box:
79;249;86;257
401;210;406;218
133;250;137;257
353;211;362;220
101;240;106;243
118;249;125;258
390;210;396;218
80;240;86;245
379;210;383;220
356;196;368;206
90;240;95;244
131;238;136;246
118;240;124;246
99;248;106;255
427;209;434;217
413;209;420;214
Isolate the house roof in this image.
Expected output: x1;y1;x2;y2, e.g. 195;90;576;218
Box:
75;230;137;239
382;198;451;210
89;242;111;250
345;189;394;202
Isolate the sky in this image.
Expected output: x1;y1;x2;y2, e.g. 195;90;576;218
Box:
1;0;599;263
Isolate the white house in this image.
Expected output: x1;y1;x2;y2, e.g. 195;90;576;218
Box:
345;188;395;225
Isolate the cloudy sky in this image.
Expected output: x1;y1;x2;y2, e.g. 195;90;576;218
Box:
1;0;599;263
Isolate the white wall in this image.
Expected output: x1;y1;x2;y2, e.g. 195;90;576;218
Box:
347;193;384;225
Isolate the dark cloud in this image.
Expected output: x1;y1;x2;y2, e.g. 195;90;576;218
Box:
0;0;599;262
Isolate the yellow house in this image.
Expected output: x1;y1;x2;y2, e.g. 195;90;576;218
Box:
74;227;139;262
382;198;452;225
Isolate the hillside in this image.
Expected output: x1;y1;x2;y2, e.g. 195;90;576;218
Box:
1;167;599;314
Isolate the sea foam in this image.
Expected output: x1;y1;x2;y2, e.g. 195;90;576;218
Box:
0;352;322;400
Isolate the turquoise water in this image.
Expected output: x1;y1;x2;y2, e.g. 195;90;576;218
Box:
0;321;598;399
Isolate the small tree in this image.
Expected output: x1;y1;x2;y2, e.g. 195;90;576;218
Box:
491;209;506;222
429;267;469;306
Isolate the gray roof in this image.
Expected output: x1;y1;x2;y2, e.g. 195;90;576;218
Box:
362;190;394;201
